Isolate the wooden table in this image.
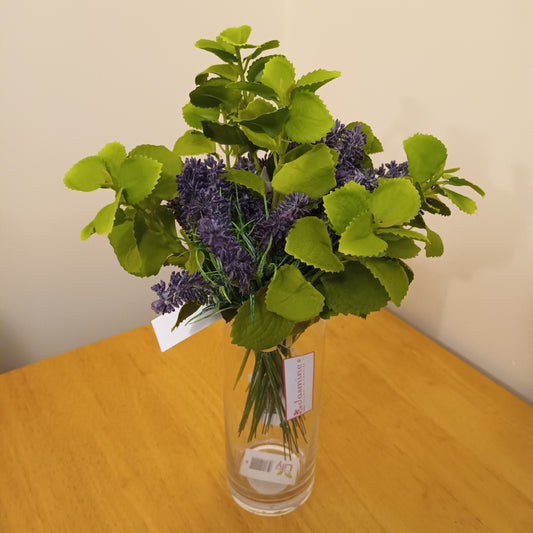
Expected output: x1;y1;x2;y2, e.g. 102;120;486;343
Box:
1;310;532;532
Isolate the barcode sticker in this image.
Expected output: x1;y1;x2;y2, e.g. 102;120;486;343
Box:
239;449;299;485
283;352;314;421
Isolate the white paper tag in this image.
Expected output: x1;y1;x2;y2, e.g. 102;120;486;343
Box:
239;449;299;485
151;307;221;352
283;352;314;421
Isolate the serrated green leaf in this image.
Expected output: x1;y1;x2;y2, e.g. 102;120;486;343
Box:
182;103;220;130
338;213;388;257
195;39;237;62
266;264;324;321
194;64;240;85
272;144;336;200
295;69;341;92
173;130;216;156
398;259;414;284
218;25;251;46
80;195;121;240
370;178;421;227
239;107;288;137
360;258;409;306
285;91;334;143
231;288;295;351
64;156;110;192
351;122;383;155
247;55;283;82
381;236;421;259
225;169;266;196
423;196;452;216
172;301;202;331
98;142;126;178
189;78;241;110
229;81;279;101
116;156;162;205
375;226;428;242
321;261;390;316
108;219;142;275
260;56;295;102
238;98;276;120
285;217;344;272
323;181;371;234
245;40;280;60
403;133;448;182
240;126;278;151
425;226;444;257
441;188;477;214
202;121;250;147
443;176;485;197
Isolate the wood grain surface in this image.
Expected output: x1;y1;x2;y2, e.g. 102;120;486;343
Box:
1;310;532;532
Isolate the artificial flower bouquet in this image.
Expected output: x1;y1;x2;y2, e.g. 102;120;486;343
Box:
64;25;483;454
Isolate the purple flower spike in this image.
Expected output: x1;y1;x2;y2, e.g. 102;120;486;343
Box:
151;271;211;314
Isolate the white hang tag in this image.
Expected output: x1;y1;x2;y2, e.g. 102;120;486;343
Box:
240;449;299;486
151;307;221;352
283;352;314;421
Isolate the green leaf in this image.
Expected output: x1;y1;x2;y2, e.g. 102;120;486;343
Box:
173;301;202;331
443;176;485;197
285;217;344;272
80;195;120;240
266;264;325;321
194;64;240;85
195;39;237;62
116;156;162;205
338;213;388;257
403;134;448;182
217;25;251;46
185;249;205;273
351;122;383;155
381;236;421;259
240;126;278;151
423;196;452;216
225;169;266;196
375;226;428;242
182;103;220;130
229;81;278;101
173;130;216;156
272;144;336;200
239;107;289;137
238;98;276;120
370;178;421;227
247;55;282;82
245;40;280;60
321;262;390;316
189;78;241;110
425;226;444;257
108;219;142;275
295;69;341;92
285;91;334;143
441;188;477;214
201;121;250;147
231;288;295;351
260;56;295;102
64;156;110;192
323;181;371;234
360;258;409;306
98;142;126;178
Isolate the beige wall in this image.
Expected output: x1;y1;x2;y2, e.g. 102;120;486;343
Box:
2;0;532;403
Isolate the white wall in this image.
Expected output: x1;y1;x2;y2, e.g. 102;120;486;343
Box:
2;1;532;403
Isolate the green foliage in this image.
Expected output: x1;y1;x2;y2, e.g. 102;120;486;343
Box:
64;156;111;191
225;169;266;196
403;134;447;182
266;264;324;321
285;217;344;272
338;214;388;257
173;130;216;156
285;91;334;143
323;181;371;234
370;178;421;227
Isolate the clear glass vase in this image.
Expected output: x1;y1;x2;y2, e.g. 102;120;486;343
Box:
222;318;326;516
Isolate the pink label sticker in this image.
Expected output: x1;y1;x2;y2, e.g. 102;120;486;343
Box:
283;352;314;421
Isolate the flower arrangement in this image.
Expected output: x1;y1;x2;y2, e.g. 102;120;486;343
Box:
64;25;483;454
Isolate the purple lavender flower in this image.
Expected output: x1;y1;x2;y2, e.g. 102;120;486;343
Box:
338;160;409;191
253;192;313;252
321;120;367;187
233;155;257;173
198;217;255;294
151;271;211;314
168;156;230;230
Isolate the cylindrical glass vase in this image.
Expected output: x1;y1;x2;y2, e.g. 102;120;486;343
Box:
222;318;326;516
